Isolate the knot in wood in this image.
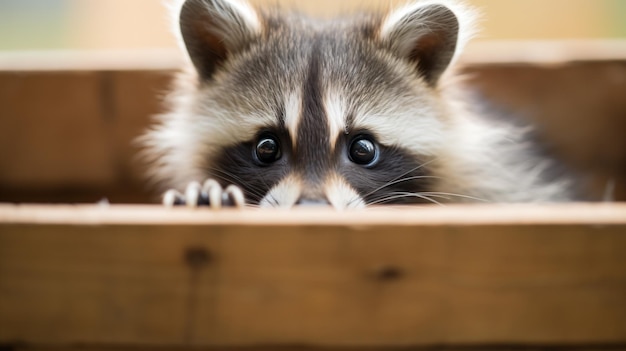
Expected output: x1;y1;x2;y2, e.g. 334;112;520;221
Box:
375;265;404;282
184;246;212;269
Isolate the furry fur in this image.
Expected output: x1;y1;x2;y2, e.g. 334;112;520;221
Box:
141;0;574;209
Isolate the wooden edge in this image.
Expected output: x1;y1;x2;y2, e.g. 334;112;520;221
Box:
14;348;626;351
1;41;626;72
0;49;184;72
0;203;625;226
2;203;626;345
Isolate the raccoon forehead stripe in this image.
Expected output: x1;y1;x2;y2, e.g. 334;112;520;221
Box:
284;91;302;147
324;90;348;151
297;36;331;177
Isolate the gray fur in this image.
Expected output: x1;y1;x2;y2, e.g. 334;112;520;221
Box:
142;0;575;208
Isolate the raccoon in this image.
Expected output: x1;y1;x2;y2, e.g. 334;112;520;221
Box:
141;0;574;209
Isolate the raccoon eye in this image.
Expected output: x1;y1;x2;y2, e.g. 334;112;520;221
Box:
254;134;282;165
349;135;378;166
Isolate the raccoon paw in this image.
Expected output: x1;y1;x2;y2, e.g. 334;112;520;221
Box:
162;180;245;209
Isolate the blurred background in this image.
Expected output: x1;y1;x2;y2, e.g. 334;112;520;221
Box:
0;0;625;51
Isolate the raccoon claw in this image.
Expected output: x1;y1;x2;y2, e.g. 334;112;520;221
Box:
163;189;186;207
162;180;245;209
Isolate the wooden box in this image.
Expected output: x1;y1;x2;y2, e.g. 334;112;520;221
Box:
1;42;626;351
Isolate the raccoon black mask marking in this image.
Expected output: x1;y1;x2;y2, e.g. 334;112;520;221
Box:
142;0;573;209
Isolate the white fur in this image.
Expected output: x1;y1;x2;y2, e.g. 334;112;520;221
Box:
139;82;206;189
215;0;261;32
260;175;302;208
380;0;479;67
324;89;348;151
351;84;447;158
261;173;365;210
429;90;572;203
204;0;262;50
167;0;261;51
168;0;261;32
325;175;365;210
284;91;302;147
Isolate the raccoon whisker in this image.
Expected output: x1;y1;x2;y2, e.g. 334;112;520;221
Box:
265;186;281;208
207;153;270;201
346;195;362;209
357;159;439;200
346;166;428;207
375;175;440;193
367;195;442;206
240;203;260;209
414;194;452;201
267;193;280;208
352;175;441;208
256;176;280;207
251;173;279;208
367;192;444;206
209;168;267;201
419;191;490;203
207;168;241;185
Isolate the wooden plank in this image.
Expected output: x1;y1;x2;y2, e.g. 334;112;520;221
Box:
2;203;626;226
108;70;173;203
10;348;626;351
0;69;172;203
1;204;626;347
0;71;115;188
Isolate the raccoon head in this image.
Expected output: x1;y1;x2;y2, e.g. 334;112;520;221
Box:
152;0;475;209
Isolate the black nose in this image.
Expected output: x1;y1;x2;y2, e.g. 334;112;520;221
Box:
295;197;331;207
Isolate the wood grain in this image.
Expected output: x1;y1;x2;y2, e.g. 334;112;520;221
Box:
0;69;172;203
1;204;626;347
10;348;626;351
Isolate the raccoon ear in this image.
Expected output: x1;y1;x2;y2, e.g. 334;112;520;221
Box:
380;2;461;85
179;0;261;79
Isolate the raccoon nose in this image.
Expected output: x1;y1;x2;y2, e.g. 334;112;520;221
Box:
295;197;331;207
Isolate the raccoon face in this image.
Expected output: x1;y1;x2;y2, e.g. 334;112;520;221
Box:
161;0;472;209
